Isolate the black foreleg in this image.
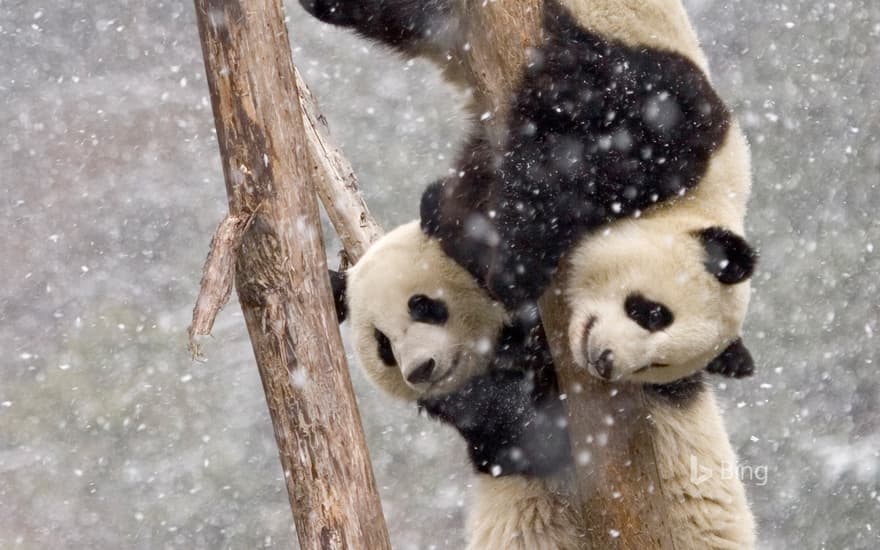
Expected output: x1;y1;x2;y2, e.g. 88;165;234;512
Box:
421;131;501;288
419;322;571;478
419;369;571;477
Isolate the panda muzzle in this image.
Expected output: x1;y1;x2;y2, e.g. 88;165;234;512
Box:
593;350;615;380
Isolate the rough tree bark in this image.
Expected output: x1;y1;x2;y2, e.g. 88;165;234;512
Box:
191;1;390;549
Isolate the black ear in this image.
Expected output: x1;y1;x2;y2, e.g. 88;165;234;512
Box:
329;269;348;323
696;227;758;285
706;338;754;378
420;179;445;238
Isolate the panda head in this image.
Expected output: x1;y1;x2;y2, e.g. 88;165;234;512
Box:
333;222;508;401
566;221;758;385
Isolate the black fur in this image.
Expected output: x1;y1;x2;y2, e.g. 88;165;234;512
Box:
423;2;731;308
298;0;451;48
625;293;675;332
705;338;755;378
697;227;758;285
374;329;397;367
645;371;706;406
329;269;348;323
408;294;449;325
420;131;501;287
419;322;571;477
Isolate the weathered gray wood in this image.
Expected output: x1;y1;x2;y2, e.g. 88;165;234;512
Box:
295;68;382;263
192;1;391;548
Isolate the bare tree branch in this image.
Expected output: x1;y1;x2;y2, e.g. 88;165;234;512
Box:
296;68;383;262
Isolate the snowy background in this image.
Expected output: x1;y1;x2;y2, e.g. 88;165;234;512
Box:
1;0;878;548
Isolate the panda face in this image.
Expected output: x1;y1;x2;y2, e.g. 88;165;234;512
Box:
566;220;756;385
345;222;507;401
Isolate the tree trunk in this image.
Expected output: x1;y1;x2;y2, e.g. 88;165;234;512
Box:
541;286;673;549
192;1;391;548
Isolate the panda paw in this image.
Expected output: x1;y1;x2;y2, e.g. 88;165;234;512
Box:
706;338;755;379
419;369;529;432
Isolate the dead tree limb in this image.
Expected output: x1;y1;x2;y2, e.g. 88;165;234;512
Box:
295;69;382;262
191;1;391;548
188;71;381;346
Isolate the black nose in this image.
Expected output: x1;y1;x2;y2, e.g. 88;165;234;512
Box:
594;350;614;380
407;359;436;385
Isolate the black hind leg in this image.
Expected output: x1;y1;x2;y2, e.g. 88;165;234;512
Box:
298;0;453;49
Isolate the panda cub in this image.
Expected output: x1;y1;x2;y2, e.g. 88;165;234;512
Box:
331;222;756;549
332;222;571;477
300;0;749;313
556;216;757;549
332;222;583;549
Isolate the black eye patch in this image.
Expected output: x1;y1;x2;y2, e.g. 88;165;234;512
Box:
625;293;674;332
374;329;397;367
408;294;449;325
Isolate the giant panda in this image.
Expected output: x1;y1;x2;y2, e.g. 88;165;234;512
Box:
330;221;756;549
333;222;572;475
558;215;759;547
332;222;584;549
300;0;753;314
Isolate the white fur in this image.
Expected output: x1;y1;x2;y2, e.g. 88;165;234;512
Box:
466;388;758;550
565;209;752;384
647;389;756;548
558;0;711;71
466;474;583;550
551;5;757;542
